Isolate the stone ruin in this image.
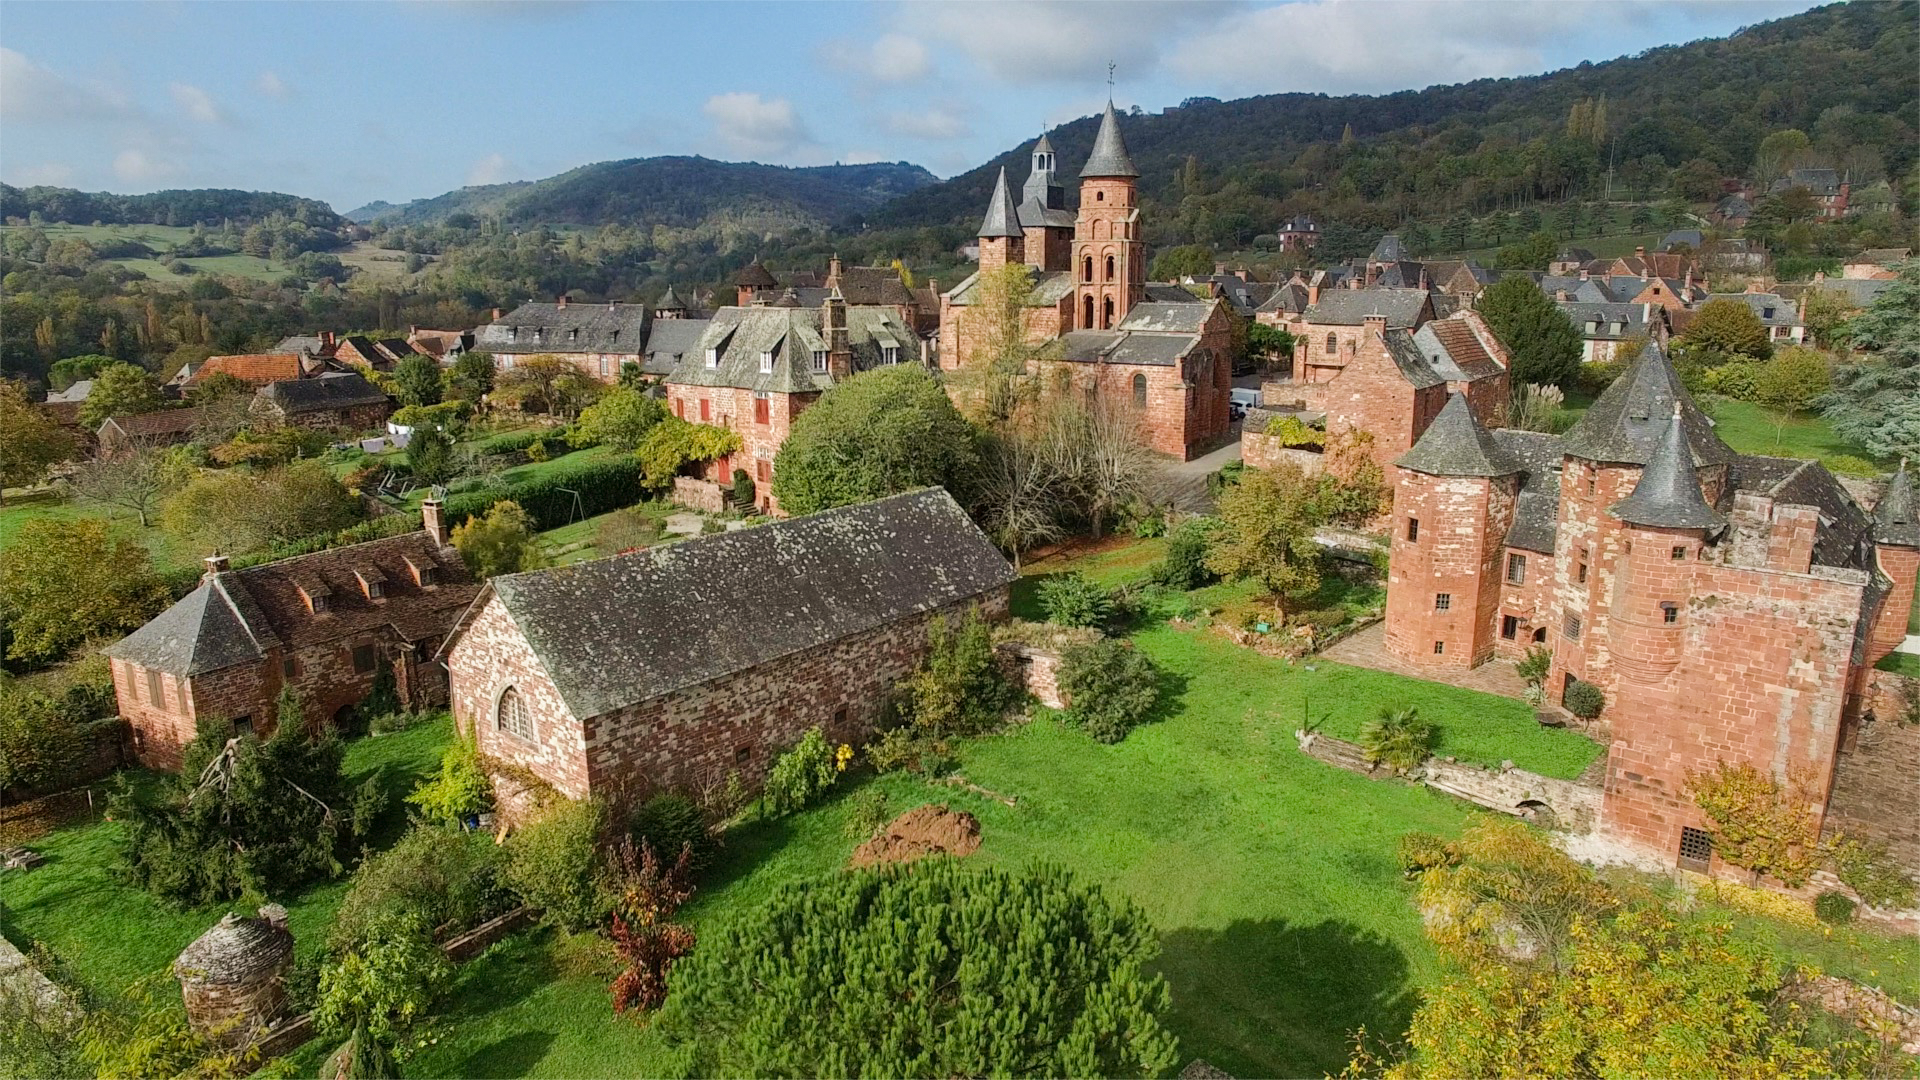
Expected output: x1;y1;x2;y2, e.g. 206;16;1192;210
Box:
173;904;294;1047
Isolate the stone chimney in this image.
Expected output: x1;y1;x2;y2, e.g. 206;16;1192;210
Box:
203;553;230;581
1635;246;1646;260
556;294;569;310
827;254;843;287
421;498;447;547
320;330;337;349
1417;267;1428;291
1363;312;1387;339
1307;280;1320;308
491;307;502;321
824;289;852;379
1578;268;1589;281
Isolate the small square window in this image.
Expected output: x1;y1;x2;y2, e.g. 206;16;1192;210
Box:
1506;553;1526;584
1434;593;1451;612
1563;612;1583;640
351;644;376;675
1661;602;1679;624
1671;545;1687;560
1406;518;1419;542
1678;826;1713;872
233;716;253;737
1501;615;1519;640
1433;640;1445;655
812;350;828;373
833;707;848;729
282;656;298;679
733;743;753;767
366;580;385;600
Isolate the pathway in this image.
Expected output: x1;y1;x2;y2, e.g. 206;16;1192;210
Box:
1319;622;1531;700
1154;430;1243;514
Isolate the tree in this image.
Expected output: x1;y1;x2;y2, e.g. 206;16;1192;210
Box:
654;859;1179;1078
970;427;1065;568
391;353;443;408
1797;286;1854;350
1681;297;1774;361
48;353;112;390
1409;819;1616;969
1247;323;1294;368
114;689;384;905
66;443;182;527
405;424;457;486
1206;464;1325;616
897;607;1017;738
1819;261;1920;459
1149;243;1216;281
447;351;495;402
314;912;451;1059
950;262;1057;427
451;500;542;578
1751;346;1829;444
1036;387;1160;538
772;364;979;516
79;362;164;429
0;380;75;498
1685;761;1821;887
570;385;666;452
1474;276;1582;389
161;461;362;555
1056;638;1162;744
1755;128;1812;184
184;370;251;407
493;355;574;415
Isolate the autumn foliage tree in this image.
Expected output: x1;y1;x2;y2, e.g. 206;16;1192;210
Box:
1684;761;1822;887
0;379;75;498
0;517;169;665
1207;463;1326;616
607;838;696;1016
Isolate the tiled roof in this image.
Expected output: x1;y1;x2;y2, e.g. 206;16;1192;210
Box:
1301;287;1428;327
193;353;305;386
1560;342;1735;467
471;489;1016;719
256;372;389;414
106;530;477;677
1742;456;1872;569
734;261;779;288
475;302;651;355
1080;102;1139;178
1417;318;1505;382
101;406;205;438
1396;393;1521;477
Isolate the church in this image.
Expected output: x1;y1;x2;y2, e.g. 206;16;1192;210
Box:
936;103;1233;460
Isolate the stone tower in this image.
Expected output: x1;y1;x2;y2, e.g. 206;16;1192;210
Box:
1074;102;1143;330
1385;393;1524;668
976;166;1026;274
1020;133;1073;272
1867;460;1919;664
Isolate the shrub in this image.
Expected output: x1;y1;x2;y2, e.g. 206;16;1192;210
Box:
1036;572;1114;628
505;798;612;931
730;467;755;505
1265;414;1325;448
653;860;1178;1077
571;386;667;452
1121;501;1167;538
1205;460;1246;497
1359;706;1436;772
1562;679;1605;719
635;417;742;491
0;687;87;796
443;453;648;531
897;609;1016;738
525;439;551;463
1056;639;1162;744
329;825;511;955
1574;358;1626;397
607;839;696;1016
405;735;492;826
1398;832;1456;877
843;787;891;840
1151;517;1221;590
314;912;453;1051
863;726;923;774
1685;761;1821;888
1516;646;1552;687
1826;834;1918;909
628;793;716;875
764;728;841;816
594;506;660;555
452;499;543;579
1701;360;1762;401
1813;890;1856;926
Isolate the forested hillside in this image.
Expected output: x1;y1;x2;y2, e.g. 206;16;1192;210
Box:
349;158;938;230
867;0;1917;250
0;186;342;230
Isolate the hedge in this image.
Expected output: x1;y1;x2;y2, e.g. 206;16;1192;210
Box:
443;454;648;531
473;429;570;457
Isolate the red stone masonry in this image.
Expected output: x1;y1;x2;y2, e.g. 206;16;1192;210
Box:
1385;469;1519;668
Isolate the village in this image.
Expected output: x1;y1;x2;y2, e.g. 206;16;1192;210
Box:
4;5;1920;1075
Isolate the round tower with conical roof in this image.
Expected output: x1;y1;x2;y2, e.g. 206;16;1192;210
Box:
1866;459;1919;665
173;905;294;1047
1073;102;1143;330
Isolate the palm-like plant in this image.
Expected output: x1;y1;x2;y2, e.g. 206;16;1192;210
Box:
1360;706;1436;772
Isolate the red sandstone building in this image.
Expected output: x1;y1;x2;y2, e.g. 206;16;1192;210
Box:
1382;344;1919;870
104;502;479;769
439;489;1015;814
937;104;1232;461
474;297;653;382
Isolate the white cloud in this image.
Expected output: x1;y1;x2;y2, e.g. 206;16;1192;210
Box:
703;92;812;160
0;47;135;123
256;71;290;99
467;153;512;185
113;149;178;183
169;82;226;124
883;106;972;141
821;32;933;83
840;150;886;165
12;162;75;186
919;1;1233;84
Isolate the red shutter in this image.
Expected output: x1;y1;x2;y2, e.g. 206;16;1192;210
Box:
754;397;770;424
699;398;711;422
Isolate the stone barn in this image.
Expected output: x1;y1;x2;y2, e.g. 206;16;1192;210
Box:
440;488;1016;815
250;372;392;433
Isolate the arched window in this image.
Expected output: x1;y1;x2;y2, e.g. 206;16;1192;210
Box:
1132;373;1147;408
1082;295;1095;329
1105;254;1116;280
1325;332;1338;355
1103;297;1115;328
1083;255;1093;283
497;685;533;740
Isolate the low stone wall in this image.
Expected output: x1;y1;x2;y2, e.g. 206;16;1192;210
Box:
1824;669;1920;875
4;718;125;805
1293;729;1601;833
996;643;1066;709
671;476;726;514
1240;431;1325;475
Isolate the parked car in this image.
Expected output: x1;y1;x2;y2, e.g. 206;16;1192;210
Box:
1229;388;1260;421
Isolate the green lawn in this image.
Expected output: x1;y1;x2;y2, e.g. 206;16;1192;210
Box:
0;488;203;576
1876;651;1920;678
0;225;417;287
0;718;452;1004
1701;399;1882;474
536;501;679;566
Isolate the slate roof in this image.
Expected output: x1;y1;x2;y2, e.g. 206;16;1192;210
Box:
1850;248;1911;267
106;530;477;677
1080;102;1139;178
1709;292;1800;328
1493;430;1566;553
475;301;651;355
336;336;417;366
1554;246;1596;264
256;372;389;414
640;318;713;376
670;305;913;392
1301;287;1429;328
1255;282;1310;316
470;489;1016;719
1558;301;1650;340
273;335;327;357
1057;329;1200;367
978;166;1024;239
1733;455;1874;569
944;267;1076;308
1873;461;1919;548
1607;405;1727;530
656;284;687;310
734;261;779;288
1559;342;1736;467
1117;301;1213;334
1715;194;1752;218
1370;233;1408;262
1773;168;1842;196
1378;332;1446;390
831;266;919;309
1794;278;1893;308
1662;230;1705;251
1144;283;1204;303
1396;393;1521;476
192;353;305;386
100;407;205;439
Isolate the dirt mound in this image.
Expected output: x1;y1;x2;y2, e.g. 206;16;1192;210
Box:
850;804;981;868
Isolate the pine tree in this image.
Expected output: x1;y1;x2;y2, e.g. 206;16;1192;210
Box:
1476;276;1583;389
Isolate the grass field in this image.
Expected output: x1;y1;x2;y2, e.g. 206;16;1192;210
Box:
0;224;419;286
0;488;203;576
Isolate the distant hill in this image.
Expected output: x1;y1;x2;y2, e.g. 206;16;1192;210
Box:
0;185;343;229
347;157;939;231
867;1;1916;241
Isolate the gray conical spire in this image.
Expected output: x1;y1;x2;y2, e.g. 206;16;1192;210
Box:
1395;393;1521;477
1609;402;1725;530
1033;132;1055;154
978;166;1023;239
1874;459;1918;547
1080;101;1139;178
657;284;685;309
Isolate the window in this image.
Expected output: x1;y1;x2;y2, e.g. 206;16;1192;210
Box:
1132;373;1147;408
699;398;711;422
1671;545;1687;560
567;327;579;341
282;656;298;679
414;563;437;587
1434;593;1452;612
733;743;753;766
351;644;377;675
1762;306;1775;320
1103;297;1115;328
1406;518;1419;542
308;591;331;614
1433;641;1445;655
1586;471;1596;495
881;346;899;364
833;707;848;730
1082;295;1095;329
1577;548;1589;584
756;459;771;483
759;350;775;374
508;326;518;342
1678;826;1713;872
754;396;770;425
1083;256;1093;282
365;579;385;600
1506;553;1526;584
1096;190;1104;201
232;716;253;737
1563;612;1582;640
1105;254;1116;280
1325;333;1337;355
1661;602;1679;624
1501;615;1519;640
812;349;828;373
145;668;165;707
497;686;533;740
705;347;720;368
1532;627;1547;644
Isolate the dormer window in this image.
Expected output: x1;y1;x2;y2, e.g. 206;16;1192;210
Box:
881;346;900;365
705;347;720;368
355;567;387;600
1762;306;1776;320
296;579;332;614
405;557;437;587
508;326;518;342
812;350;828;373
610;329;619;342
760;350;775;374
568;327;579;340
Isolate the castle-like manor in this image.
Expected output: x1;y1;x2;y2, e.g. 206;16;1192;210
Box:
1383;344;1919;866
938;104;1232;460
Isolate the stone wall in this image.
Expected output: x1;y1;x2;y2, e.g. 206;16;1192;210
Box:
1385;468;1518;668
1293;729;1601;833
671;476;727;514
996;643;1066;708
1824;670;1920;874
1240;431;1324;475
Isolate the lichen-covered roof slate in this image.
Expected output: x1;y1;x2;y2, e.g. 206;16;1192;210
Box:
670;305;912;392
1117;301;1212;334
1870;461;1918;548
485;488;1016;719
1494;430;1566;553
257;372;388;413
1558;342;1737;467
978;166;1024;239
943;267;1075;307
1396;393;1521;477
174;912;293;987
640;318;713;375
1301;288;1428;327
475;302;651;355
1607;408;1726;530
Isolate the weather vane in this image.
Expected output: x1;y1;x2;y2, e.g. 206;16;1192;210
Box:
1107;61;1116;99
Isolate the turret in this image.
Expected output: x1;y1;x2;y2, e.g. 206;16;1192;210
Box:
1606;404;1722;689
977;166;1025;273
1867;459;1919;664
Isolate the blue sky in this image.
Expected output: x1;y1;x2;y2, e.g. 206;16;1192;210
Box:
1;0;1818;213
